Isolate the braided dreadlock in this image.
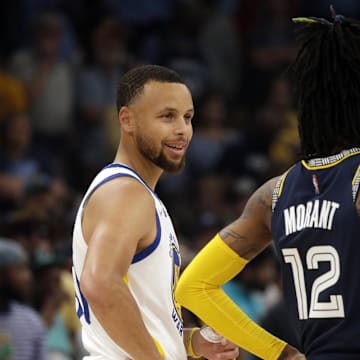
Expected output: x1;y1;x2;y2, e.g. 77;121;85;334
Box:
289;9;360;159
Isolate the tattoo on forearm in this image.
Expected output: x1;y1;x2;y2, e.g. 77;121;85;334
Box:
220;229;246;242
219;229;259;258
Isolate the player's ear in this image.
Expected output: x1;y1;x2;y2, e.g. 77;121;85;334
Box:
119;106;135;133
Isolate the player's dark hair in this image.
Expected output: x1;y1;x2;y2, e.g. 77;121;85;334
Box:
289;13;360;159
116;65;185;111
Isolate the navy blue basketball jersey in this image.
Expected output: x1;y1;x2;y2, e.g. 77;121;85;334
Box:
271;148;360;360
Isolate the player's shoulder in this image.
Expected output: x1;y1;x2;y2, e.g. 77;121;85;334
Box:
254;175;282;202
87;175;155;216
245;172;290;216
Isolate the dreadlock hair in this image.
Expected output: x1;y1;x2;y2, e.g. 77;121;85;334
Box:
289;14;360;159
116;65;185;112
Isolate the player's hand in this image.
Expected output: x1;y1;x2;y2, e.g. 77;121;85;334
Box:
192;328;239;359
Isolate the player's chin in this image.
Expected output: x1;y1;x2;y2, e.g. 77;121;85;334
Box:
163;158;186;174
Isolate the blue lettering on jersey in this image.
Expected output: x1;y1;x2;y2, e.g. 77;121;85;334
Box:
169;233;183;335
172;307;184;336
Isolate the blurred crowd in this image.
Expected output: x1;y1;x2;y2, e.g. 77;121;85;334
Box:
0;1;358;359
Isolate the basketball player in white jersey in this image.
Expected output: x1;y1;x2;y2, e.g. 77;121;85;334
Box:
72;65;239;359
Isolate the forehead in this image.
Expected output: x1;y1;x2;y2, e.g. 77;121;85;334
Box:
135;81;193;110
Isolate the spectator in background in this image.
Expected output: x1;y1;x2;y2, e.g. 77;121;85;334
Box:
105;0;175;63
32;255;73;360
251;76;299;176
165;1;211;101
0;238;47;360
76;17;136;185
0;112;68;216
187;175;229;252
242;0;299;106
9;12;75;165
187;91;239;177
0;58;27;123
58;266;82;359
198;2;243;103
218;76;298;185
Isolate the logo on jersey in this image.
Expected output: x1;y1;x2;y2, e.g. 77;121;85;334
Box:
312;174;320;194
169;233;183;335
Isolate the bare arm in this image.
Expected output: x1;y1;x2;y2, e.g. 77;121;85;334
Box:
80;178;163;359
220;177;278;260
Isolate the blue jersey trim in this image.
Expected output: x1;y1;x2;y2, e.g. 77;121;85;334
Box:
84;166;162;264
82;174;133;209
132;211;162;263
104;163;160;199
75;272;91;324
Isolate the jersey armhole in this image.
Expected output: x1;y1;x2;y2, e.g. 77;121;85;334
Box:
81;173;137;210
80;172;162;263
272;168;292;212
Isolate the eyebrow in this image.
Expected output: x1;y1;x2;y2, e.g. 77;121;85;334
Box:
157;107;195;114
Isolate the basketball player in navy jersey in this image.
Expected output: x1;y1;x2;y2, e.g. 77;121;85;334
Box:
72;65;239;359
176;8;360;360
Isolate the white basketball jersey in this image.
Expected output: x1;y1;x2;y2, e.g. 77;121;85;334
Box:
72;164;187;360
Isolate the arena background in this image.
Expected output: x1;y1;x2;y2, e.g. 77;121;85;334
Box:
0;1;357;359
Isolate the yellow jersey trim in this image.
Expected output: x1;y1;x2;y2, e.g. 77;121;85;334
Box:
272;167;294;212
152;337;165;358
352;165;360;186
278;167;294;197
123;274;129;285
301;149;360;170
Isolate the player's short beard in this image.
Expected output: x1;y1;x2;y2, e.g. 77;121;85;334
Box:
136;132;186;174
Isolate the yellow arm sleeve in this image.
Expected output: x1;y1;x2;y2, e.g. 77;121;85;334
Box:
176;234;286;360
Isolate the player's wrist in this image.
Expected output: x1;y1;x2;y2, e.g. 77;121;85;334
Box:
186;327;202;358
278;344;305;360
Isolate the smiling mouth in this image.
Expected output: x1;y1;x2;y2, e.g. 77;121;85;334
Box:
165;143;187;155
166;144;186;150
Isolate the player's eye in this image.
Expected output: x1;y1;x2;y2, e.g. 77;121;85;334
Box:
161;112;174;119
184;114;193;124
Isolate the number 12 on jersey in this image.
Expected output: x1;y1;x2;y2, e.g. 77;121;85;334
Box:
282;245;345;320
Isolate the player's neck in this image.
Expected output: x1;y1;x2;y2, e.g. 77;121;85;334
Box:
113;147;162;190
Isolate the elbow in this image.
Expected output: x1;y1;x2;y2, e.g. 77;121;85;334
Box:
175;276;202;310
80;270;113;309
176;275;220;314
